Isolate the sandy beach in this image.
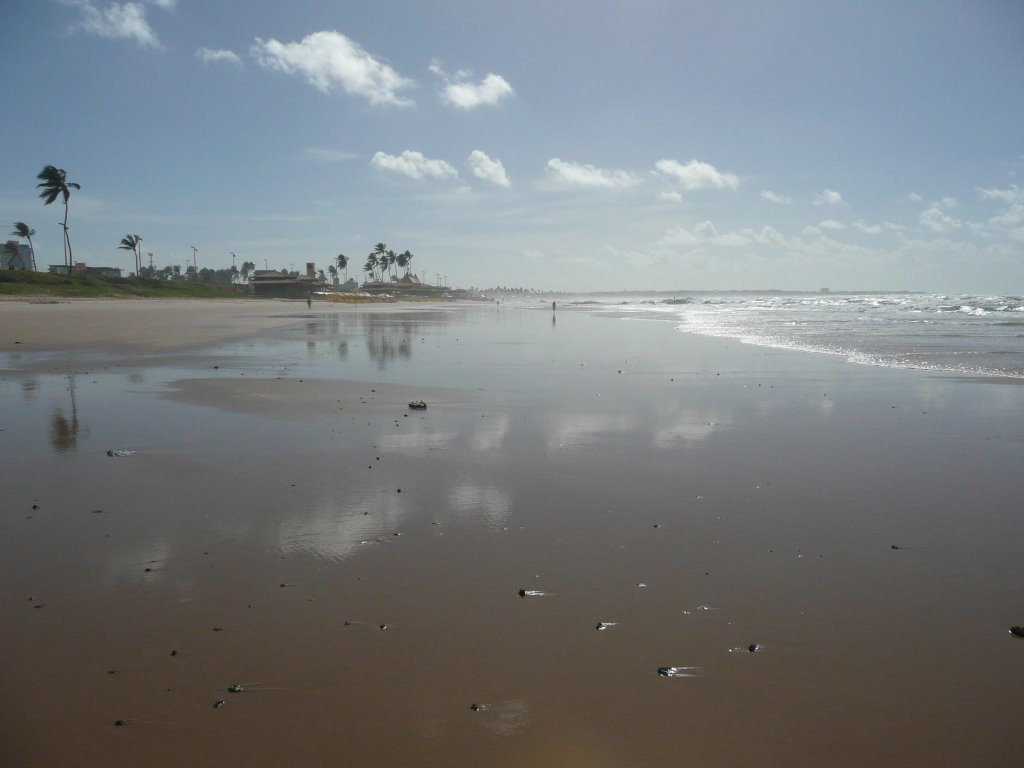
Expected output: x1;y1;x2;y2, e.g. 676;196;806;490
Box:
2;297;1024;767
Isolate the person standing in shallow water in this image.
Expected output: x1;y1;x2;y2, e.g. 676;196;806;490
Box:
552;301;556;312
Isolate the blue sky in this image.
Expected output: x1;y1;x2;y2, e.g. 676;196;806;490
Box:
2;0;1022;292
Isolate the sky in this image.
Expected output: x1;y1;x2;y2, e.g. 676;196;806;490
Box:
1;0;1023;292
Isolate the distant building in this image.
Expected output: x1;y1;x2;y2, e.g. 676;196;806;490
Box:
250;268;317;298
2;241;32;270
48;262;123;278
361;272;444;296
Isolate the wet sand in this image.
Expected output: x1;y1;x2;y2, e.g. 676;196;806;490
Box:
2;298;1024;767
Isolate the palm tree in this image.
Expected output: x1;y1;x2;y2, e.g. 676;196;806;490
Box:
385;249;398;280
336;253;348;284
402;250;414;276
328;264;337;284
118;234;143;276
372;243;388;282
36;166;80;269
10;222;36;270
364;254;378;283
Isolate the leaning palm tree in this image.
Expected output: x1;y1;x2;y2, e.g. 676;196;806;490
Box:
336;253;348;284
363;255;378;283
372;243;387;281
118;234;143;276
385;249;398;280
10;222;36;270
36;166;80;268
327;264;337;284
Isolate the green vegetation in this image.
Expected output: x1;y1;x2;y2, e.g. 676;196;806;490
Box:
0;269;247;299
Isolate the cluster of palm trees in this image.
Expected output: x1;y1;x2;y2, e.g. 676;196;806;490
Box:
12;166;392;289
363;243;414;283
7;166;79;272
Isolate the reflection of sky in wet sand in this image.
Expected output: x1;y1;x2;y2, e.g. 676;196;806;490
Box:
652;404;729;448
375;429;457;453
470;414;510;453
545;412;637;451
449;481;513;527
479;699;531;736
277;492;411;562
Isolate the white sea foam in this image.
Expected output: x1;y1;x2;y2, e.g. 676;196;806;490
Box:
571;292;1024;378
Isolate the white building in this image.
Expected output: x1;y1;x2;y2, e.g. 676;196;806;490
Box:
1;241;32;270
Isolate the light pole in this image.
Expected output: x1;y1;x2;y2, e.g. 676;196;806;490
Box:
264;259;269;270
190;246;198;271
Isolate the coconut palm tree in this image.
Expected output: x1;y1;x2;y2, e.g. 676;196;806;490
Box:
118;234;143;276
385;249;398;280
336;253;348;284
36;166;80;268
364;254;378;283
371;243;388;281
328;264;337;284
402;250;414;276
10;222;36;270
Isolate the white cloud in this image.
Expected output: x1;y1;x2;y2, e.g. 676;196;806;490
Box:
919;206;961;233
196;47;242;66
371;150;458;181
660;221;782;248
977;184;1024;204
654;159;739;190
68;1;161;48
802;225;823;239
760;189;792;204
251;31;415;107
659;190;683;203
430;61;514;109
467;150;510;187
819;219;845;230
906;192;923;202
147;0;176;8
937;196;959;209
814;189;844;206
853;220;883;235
546;158;642;189
990;204;1024;228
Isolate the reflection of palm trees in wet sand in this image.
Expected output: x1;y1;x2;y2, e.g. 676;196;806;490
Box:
50;375;85;453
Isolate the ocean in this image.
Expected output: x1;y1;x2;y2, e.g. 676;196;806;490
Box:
552;292;1024;378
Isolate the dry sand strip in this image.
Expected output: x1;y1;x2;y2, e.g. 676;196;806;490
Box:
1;297;468;354
0;298;319;352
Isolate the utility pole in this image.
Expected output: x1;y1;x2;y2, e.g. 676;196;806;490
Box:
148;252;153;270
190;245;198;271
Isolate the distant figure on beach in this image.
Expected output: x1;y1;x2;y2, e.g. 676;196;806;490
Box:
552;301;556;312
307;295;312;309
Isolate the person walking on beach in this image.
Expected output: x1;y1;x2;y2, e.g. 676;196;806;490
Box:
552;301;556;312
307;294;312;309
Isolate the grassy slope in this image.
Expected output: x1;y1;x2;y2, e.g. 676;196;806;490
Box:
0;270;248;299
